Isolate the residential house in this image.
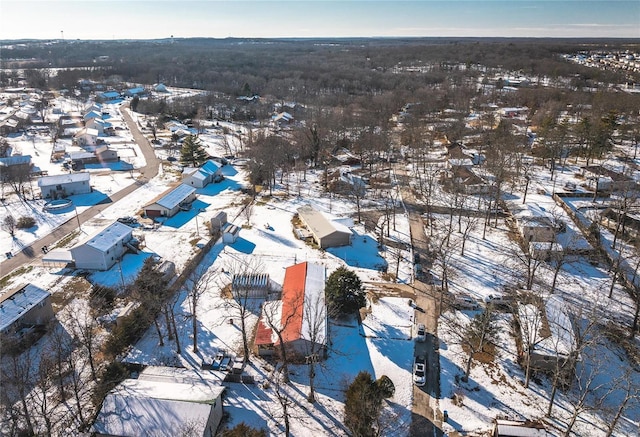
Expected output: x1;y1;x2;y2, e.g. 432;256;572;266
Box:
231;273;270;298
38;172;91;199
70;221;135;271
517;295;579;380
154;83;168;93
92;366;225;437
125;87;146;97
58;114;84;137
582;165;636;193
83;110;103;122
0;284;54;337
143;184;197;218
73;127;99;150
256;262;328;359
296;205;352;249
518;216;556;243
86;117;112;135
0;155;34;180
69;145;118;168
445;166;491;194
0;117;19;135
96;91;121;102
182;160;223;188
529;241;564;261
271;111;294;127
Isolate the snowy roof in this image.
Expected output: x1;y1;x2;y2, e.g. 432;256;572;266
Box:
92;380;223;437
154;184;196;209
83;110;102;120
38;172;90;187
297;205;352;240
0;155;31;167
0;284;50;332
100;91;120;98
74;127;99;138
518;295;576;359
232;273;269;290
494;419;549;436
281;262;327;344
80;221;133;252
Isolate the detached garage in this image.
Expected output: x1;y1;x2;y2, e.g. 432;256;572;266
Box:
296;205;351;249
144;184;196;219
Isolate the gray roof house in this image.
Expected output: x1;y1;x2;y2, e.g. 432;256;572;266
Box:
0;284;54;337
182;160;223;188
296;205;352;249
144;184;197;218
38;172;91;199
70;221;134;270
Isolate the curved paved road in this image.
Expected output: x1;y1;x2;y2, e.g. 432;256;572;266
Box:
0;103;159;277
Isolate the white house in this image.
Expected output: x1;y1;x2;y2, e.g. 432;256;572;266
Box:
144;184;197;219
70;221;134;271
92;366;225;437
38;172;91;199
83;110;102;122
182;160;223;188
73;127;99;149
86;117;111;135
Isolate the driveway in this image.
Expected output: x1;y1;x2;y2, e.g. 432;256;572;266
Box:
0;103;160;277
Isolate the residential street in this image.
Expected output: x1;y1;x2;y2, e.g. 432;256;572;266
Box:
0;103;159;277
394;165;445;437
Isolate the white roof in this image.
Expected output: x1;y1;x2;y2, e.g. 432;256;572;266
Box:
0;284;50;332
302;262;327;344
38;172;90;187
92;369;224;437
297;205;352;240
81;221;132;252
155;184;196;209
518;295;576;359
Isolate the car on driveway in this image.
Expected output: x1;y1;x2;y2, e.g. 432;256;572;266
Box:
413;355;426;386
117;216;139;225
452;294;480;311
484;293;511;309
415;323;426;342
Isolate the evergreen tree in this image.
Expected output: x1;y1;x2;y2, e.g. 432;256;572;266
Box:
180;134;208;167
325;267;365;316
344;371;395;437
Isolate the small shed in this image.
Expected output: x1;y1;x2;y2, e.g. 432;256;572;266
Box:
210;211;228;234
143;184;197;219
222;223;240;244
115;302;137;327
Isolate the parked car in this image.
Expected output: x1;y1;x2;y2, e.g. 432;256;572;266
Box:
413;362;426;386
413;355;426;386
415;323;426;342
452;294;479;311
117;216;138;225
484;294;511;309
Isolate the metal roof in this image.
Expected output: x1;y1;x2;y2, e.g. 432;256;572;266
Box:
0;284;50;332
82;221;133;252
155;184;196;209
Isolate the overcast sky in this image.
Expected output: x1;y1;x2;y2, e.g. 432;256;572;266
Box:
1;0;638;40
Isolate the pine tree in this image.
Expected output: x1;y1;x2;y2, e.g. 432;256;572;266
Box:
325;267;365;316
180;134;208;167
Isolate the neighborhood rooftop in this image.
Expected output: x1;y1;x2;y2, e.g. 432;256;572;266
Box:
0;284;50;332
80;221;132;252
37;172;90;186
155;184;197;209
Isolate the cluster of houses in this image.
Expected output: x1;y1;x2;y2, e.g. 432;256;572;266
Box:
0;89;51;135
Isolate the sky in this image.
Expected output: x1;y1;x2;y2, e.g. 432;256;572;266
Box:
0;0;638;40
